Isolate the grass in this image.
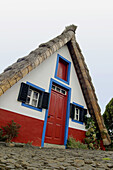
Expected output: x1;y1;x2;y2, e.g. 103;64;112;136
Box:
66;136;88;149
102;157;112;161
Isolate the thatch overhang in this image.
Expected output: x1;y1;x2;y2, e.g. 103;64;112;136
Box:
0;25;111;145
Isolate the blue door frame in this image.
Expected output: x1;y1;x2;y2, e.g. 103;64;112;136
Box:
41;78;71;147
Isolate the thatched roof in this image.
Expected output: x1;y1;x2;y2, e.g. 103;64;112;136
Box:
0;25;111;145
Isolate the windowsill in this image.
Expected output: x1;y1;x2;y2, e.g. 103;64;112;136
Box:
55;76;69;85
22;103;42;112
71;119;83;125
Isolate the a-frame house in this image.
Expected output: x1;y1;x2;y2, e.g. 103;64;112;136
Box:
0;25;111;147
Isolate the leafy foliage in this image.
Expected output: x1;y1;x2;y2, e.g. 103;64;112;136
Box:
67;136;88;149
0;120;21;142
103;98;113;136
103;98;113;149
0;128;3;139
84;117;100;149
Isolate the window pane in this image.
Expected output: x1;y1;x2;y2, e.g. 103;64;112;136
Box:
26;97;30;104
76;114;79;120
74;107;80;121
76;108;78;115
52;85;55;90
28;89;32;96
56;87;60;92
33;92;38;99
25;88;40;108
32;99;37;107
61;89;66;95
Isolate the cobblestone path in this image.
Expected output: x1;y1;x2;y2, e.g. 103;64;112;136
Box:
0;145;113;170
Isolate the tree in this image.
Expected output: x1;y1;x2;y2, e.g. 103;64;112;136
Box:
103;98;113;136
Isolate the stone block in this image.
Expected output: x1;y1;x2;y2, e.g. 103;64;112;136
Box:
5;143;15;147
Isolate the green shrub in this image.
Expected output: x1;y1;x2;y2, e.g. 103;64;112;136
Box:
0;128;3;140
67;136;87;149
84;137;92;144
1;120;21;142
84;117;101;149
85;131;90;137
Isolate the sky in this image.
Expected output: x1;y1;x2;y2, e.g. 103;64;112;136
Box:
0;0;113;114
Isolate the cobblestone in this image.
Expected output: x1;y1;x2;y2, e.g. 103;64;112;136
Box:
0;145;113;169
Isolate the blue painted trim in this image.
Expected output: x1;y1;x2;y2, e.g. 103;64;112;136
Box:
51;78;71;90
67;61;71;84
72;119;83;125
72;102;84;108
41;79;52;147
64;87;71;146
54;76;69;85
71;102;84;124
54;55;59;81
54;54;71;85
22;103;42;112
22;81;45;112
26;81;45;92
41;78;71;147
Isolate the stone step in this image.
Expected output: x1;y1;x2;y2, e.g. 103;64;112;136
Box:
44;143;65;149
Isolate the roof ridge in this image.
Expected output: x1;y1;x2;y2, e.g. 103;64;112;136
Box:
63;24;77;33
0;25;75;95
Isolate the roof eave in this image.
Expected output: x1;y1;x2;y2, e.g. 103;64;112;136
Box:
67;36;111;145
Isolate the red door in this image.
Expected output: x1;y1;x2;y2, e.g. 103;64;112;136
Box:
45;84;68;145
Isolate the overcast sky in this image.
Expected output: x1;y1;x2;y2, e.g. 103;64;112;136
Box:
0;0;113;114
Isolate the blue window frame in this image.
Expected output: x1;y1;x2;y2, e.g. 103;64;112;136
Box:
21;81;45;112
54;54;71;85
71;102;84;125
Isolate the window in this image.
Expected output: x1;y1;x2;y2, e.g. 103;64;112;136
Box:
26;88;40;107
18;82;50;111
52;84;67;95
55;54;71;85
74;107;80;121
70;103;87;124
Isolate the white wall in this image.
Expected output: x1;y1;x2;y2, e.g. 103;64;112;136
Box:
0;45;88;130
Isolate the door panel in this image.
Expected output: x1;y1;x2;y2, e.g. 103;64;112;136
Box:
48;92;56;117
55;124;62;139
45;122;53;138
45;85;68;145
